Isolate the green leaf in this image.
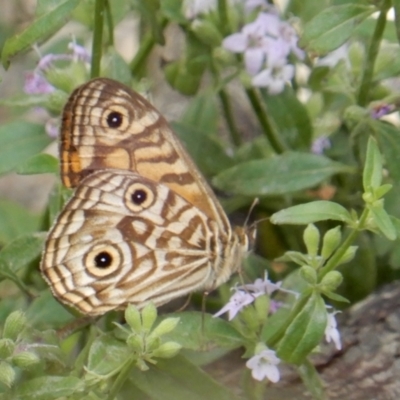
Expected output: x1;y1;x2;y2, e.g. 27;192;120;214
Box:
86;335;131;376
0;233;46;276
1;0;81;68
363;137;382;191
161;312;244;351
213;153;352;197
130;354;241;400
261;87;313;150
394;0;400;44
17;154;59;175
271;201;352;225
180;93;218;134
369;205;396;240
0;201;41;244
373;120;400;181
300;4;375;54
297;360;327;400
0;94;50;108
173;122;234;176
0;122;52;175
276;292;327;364
16;376;85;400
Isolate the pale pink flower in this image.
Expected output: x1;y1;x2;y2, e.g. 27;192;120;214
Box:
68;42;91;63
223;15;275;75
45;118;59;138
24;72;55;94
246;348;281;382
311;137;331;155
213;289;255;320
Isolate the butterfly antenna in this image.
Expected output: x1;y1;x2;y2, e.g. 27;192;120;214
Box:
244;198;259;229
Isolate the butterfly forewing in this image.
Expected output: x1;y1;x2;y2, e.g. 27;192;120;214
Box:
60;78;230;232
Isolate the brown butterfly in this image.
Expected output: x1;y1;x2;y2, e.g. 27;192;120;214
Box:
40;78;254;316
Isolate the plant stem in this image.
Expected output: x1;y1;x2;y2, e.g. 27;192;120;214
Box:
130;18;168;77
91;0;106;78
357;0;390;106
105;0;114;46
107;358;135;400
217;0;229;36
219;89;242;146
319;208;369;279
245;87;287;153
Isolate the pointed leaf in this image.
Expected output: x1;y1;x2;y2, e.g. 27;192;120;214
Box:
17;154;59;175
2;0;81;68
213;153;352;196
369;205;396;240
363;137;382;191
300;4;375;54
277;292;327;364
271;201;352;225
0;122;52;175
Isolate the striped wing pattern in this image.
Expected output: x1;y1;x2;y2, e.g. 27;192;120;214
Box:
41;78;252;316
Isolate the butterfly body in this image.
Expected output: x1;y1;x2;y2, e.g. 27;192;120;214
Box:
41;78;253;316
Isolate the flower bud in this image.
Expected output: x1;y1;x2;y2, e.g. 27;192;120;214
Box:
337;246;358;266
127;334;143;352
0;339;15;359
151;341;182;359
303;224;320;257
149;318;180;339
190;19;222;47
299;265;317;285
46;89;68;114
343;105;369;129
125;305;142;333
0;362;15;388
321;226;341;260
12;351;40;369
320;271;343;291
3;311;27;341
141;303;157;332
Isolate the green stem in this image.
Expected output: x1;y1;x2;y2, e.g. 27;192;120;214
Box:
217;0;229;36
105;0;114;46
245;88;287;153
130;18;168;77
107;358;135;400
91;0;106;78
219;89;242;146
357;0;390;106
319;208;370;279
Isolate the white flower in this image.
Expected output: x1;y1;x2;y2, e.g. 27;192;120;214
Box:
240;275;282;296
325;311;341;350
246;348;281;382
213;289;255;320
252;62;294;94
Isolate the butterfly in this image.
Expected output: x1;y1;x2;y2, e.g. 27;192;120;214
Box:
40;78;254;316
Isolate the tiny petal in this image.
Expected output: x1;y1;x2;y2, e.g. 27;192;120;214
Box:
311;137;331;155
222;33;248;53
325;311;342;350
45;118;59;138
213;289;255;320
245;48;265;75
68;42;91;63
24;72;55;95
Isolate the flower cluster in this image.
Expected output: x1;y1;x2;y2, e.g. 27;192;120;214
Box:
222;7;304;94
24;41;90;96
213;274;294;320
